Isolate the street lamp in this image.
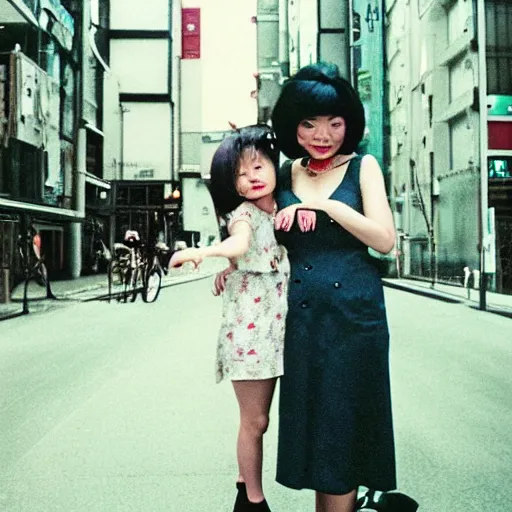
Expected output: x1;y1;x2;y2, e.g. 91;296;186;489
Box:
172;187;181;200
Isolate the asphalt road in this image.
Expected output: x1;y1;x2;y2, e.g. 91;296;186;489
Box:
1;279;511;511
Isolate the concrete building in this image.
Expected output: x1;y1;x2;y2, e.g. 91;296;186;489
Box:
104;0;178;249
176;0;259;247
0;0;114;301
386;0;512;294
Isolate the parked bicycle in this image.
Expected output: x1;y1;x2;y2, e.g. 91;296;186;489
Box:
143;241;170;303
107;231;170;303
84;219;111;274
15;221;56;313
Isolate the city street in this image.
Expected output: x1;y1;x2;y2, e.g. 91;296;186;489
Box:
1;279;511;512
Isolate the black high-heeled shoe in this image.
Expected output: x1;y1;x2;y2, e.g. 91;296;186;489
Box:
233;482;248;512
356;489;419;511
245;498;271;511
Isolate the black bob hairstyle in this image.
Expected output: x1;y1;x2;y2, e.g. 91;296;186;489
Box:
271;62;366;159
209;124;279;216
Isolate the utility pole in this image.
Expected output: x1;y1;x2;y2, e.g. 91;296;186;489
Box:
476;0;488;310
68;0;88;278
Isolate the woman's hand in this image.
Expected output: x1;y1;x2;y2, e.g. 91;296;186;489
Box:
212;263;236;296
297;210;316;232
275;205;316;232
169;248;204;269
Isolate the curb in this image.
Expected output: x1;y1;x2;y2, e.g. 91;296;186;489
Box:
0;271;217;321
382;280;462;304
80;269;215;302
383;279;512;319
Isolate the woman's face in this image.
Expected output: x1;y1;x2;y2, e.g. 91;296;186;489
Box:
297;115;346;159
235;149;276;200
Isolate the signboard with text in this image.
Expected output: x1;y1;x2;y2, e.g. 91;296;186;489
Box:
182;8;200;59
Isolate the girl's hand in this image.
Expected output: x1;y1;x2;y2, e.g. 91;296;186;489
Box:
212;263;236;296
275;205;316;232
169;248;204;269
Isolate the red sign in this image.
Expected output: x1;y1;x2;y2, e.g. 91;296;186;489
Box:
488;121;512;150
182;8;200;59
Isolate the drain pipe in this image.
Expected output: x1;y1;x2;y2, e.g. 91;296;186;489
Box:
279;0;289;78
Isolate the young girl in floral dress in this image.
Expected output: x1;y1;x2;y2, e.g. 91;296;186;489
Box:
170;125;297;512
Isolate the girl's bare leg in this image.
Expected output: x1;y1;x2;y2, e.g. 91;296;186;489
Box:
315;490;357;512
232;378;277;503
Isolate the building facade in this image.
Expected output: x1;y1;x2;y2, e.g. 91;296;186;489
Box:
176;0;259;247
0;0;115;302
386;0;512;293
104;0;178;249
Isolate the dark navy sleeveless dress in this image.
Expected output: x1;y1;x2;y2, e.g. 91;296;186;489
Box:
274;156;397;495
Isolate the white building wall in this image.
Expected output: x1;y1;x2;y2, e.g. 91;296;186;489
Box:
179;0;258;242
107;0;172;183
110;39;169;94
182;176;220;246
121;102;171;180
103;72;122;181
201;0;257;132
180;0;258;173
297;0;317;69
109;0;169;30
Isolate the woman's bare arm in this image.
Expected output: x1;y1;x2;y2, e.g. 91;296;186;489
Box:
277;155;395;254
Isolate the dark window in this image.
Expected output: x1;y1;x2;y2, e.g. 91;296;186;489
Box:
130;186;146;206
486;0;512;94
148;185;164;205
116;186;129;206
488;157;512;178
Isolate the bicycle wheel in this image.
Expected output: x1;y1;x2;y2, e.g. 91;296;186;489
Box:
129;267;141;302
121;267;132;303
143;266;162;303
36;262;48;287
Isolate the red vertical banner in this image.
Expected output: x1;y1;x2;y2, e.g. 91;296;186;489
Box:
182;8;201;59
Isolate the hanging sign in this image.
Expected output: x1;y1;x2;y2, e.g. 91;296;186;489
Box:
182;8;200;59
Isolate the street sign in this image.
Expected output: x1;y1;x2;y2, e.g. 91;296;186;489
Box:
485;207;496;274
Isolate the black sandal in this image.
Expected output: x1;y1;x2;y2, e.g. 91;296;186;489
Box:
356;489;419;511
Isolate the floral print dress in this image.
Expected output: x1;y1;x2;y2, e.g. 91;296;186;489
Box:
216;201;289;383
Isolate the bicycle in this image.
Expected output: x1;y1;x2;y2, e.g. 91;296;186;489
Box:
142;241;170;303
108;240;143;303
15;222;56;313
107;234;170;304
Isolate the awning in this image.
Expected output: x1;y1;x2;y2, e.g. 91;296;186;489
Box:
33;222;64;232
84;122;104;138
85;172;111;190
0;197;83;220
0;0;38;26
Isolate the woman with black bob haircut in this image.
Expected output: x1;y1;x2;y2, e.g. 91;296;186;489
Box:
271;62;365;159
270;63;418;512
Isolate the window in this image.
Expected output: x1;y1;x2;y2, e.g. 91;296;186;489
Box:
488;157;512;178
486;0;512;94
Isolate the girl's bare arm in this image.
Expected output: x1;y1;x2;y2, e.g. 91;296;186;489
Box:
169;221;252;268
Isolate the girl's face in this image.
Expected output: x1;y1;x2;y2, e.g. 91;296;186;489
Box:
235;149;276;201
297;115;346;159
